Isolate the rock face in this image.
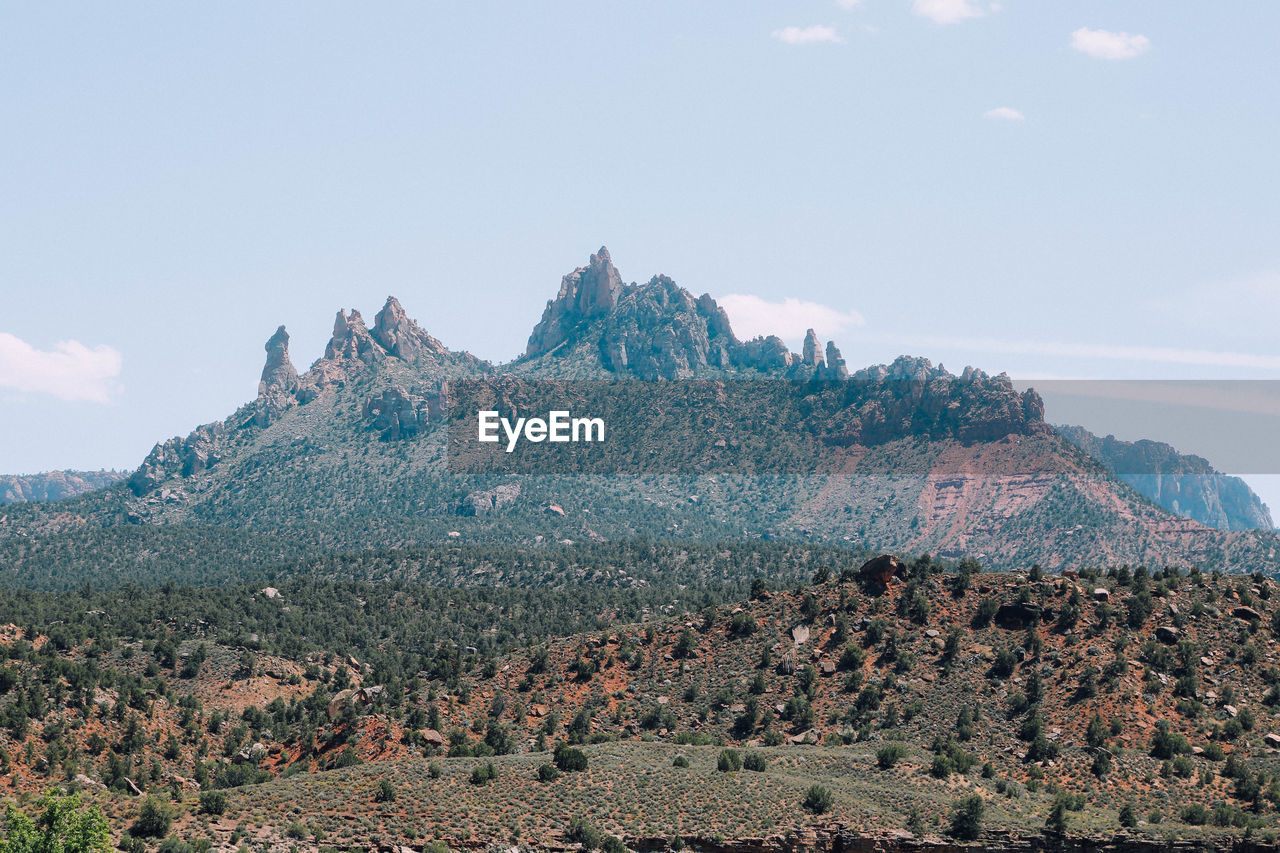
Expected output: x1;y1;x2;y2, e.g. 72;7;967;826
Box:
129;421;229;495
363;386;444;441
0;470;127;504
458;482;522;516
1059;425;1274;531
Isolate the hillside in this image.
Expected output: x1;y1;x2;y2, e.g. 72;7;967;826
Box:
2;247;1279;583
7;556;1280;849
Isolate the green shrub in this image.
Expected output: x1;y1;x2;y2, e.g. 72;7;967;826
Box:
198;790;227;816
567;815;601;850
554;744;589;772
877;743;906;769
1181;804;1209;826
743;752;767;772
131;796;175;838
672;755;690;768
538;763;560;782
716;749;742;772
949;795;984;841
802;784;833;814
375;779;397;802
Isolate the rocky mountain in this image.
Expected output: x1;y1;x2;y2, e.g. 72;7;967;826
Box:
3;247;1280;585
0;469;127;504
521;246;851;380
1058;425;1275;532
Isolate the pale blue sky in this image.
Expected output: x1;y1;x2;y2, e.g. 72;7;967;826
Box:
3;2;1278;509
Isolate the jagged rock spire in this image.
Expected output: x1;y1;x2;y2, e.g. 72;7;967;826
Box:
526;246;624;358
372;296;449;361
824;341;849;380
325;309;384;364
802;329;822;368
258;326;298;395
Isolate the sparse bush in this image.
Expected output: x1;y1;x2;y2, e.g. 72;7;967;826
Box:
469;762;496;785
567;815;602;850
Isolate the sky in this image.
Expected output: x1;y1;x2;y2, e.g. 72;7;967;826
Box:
2;3;1278;512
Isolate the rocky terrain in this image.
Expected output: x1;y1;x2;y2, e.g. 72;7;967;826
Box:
7;557;1280;851
0;469;127;504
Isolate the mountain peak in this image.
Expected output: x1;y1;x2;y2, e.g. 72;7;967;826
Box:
526;247;624;357
325;309;383;364
372;295;449;361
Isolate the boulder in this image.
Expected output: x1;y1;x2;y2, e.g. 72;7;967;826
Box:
1233;606;1262;622
1155;626;1179;644
856;554;904;590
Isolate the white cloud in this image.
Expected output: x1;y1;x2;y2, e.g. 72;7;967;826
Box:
0;332;122;403
983;106;1025;121
912;0;987;25
718;295;864;346
1070;27;1151;60
772;25;843;45
835;0;863;8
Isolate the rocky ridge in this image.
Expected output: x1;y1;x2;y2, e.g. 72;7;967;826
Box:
523;246;852;380
0;470;128;504
1059;425;1275;532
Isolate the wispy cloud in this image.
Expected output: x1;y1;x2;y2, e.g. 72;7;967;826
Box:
872;331;1280;371
718;295;864;346
834;0;863;8
772;25;843;45
983;106;1025;121
1070;27;1151;60
0;333;123;403
912;0;988;25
